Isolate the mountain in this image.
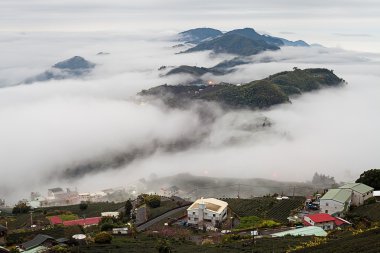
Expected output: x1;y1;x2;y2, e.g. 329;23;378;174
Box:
164;57;251;78
182;34;279;56
178;28;223;44
140;68;344;109
262;35;309;47
226;28;284;46
165;65;228;77
23;56;95;84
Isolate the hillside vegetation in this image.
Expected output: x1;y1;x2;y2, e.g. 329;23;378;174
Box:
140;68;344;109
224;197;305;224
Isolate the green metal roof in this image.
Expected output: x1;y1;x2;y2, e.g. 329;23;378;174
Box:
339;183;374;194
271;226;327;237
320;189;352;203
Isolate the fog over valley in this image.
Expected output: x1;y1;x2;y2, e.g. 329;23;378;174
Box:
0;0;380;203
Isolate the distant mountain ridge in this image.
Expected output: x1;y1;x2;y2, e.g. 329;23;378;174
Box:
178;27;310;56
140;68;344;109
178;28;223;44
23;56;95;84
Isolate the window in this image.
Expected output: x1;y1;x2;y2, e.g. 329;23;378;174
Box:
193;212;195;215
213;214;216;217
326;203;329;206
325;210;328;213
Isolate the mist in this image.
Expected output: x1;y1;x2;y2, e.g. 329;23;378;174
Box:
1;1;380;203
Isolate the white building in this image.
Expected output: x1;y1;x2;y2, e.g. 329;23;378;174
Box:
101;212;120;219
339;183;374;206
319;189;352;216
187;198;228;227
374;191;380;202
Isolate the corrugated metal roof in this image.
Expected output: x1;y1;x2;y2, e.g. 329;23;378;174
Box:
271;226;327;237
320;189;352;203
21;234;54;250
339;183;374;194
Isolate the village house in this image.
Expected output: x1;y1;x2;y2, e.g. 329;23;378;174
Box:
339;183;374;206
319;188;352;216
187;198;228;227
20;234;56;252
303;213;350;231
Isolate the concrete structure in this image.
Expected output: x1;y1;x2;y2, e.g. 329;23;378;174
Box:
113;227;129;235
320;189;352;216
374;191;380;202
101;212;120;219
187;198;228;227
339;183;374;206
271;226;327;237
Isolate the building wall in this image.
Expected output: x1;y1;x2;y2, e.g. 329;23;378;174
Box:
187;207;227;225
319;199;349;216
351;190;373;206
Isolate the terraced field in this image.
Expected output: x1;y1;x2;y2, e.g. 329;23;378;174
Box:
293;227;380;253
225;197;305;224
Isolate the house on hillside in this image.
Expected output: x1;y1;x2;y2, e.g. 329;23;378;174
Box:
20;234;56;251
187;198;228;227
303;213;350;231
339;183;374;206
319;189;351;216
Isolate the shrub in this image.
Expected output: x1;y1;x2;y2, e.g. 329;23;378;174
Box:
364;197;376;205
79;202;88;211
155;239;172;253
47;245;70;253
94;232;112;244
144;195;161;208
12;202;31;214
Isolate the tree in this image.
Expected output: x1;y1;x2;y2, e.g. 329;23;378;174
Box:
356;169;380;190
79;202;88;211
12;201;31;214
144;195;161;208
94;232;112;244
125;199;133;219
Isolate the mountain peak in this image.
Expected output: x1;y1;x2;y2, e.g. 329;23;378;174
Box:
53;56;95;70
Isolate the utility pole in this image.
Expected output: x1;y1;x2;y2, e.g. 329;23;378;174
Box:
237;184;240;199
30;211;33;228
292;186;296;199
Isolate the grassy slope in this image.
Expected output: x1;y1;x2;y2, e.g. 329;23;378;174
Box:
349;202;380;221
293;228;380;253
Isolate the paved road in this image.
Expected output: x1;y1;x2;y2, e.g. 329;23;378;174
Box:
137;204;190;232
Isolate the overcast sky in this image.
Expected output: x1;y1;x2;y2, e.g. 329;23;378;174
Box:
0;0;379;52
0;1;380;202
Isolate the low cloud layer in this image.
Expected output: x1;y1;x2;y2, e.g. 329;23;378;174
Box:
0;30;380;203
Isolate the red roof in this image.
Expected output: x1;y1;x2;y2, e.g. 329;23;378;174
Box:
305;213;335;223
334;217;350;226
49;216;63;225
63;217;101;226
